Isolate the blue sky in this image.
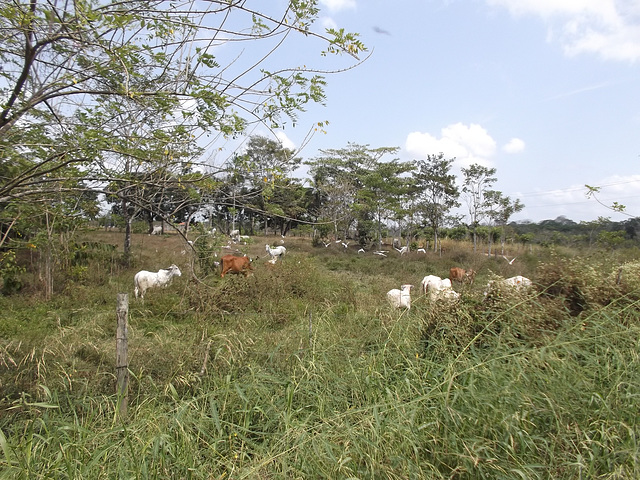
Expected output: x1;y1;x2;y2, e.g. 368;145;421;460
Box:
217;1;640;223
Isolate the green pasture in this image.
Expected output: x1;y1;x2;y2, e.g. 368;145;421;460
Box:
1;232;639;479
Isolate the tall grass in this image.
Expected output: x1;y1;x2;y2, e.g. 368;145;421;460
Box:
1;233;640;478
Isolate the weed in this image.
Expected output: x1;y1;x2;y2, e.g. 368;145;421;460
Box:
1;233;639;478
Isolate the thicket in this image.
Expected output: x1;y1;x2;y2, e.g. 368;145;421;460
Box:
0;232;639;478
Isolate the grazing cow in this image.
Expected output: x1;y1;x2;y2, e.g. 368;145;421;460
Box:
449;267;476;285
504;275;532;287
420;275;457;302
134;264;181;300
484;275;533;297
387;284;413;310
265;244;286;262
421;275;449;295
150;225;162;235
220;255;253;278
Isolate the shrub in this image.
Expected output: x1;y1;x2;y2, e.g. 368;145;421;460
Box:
0;250;25;295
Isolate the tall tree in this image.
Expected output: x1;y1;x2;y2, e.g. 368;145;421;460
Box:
414;153;461;252
462;164;497;251
305;144;363;241
485;190;524;255
306;144;413;248
356;156;415;249
229;135;302;235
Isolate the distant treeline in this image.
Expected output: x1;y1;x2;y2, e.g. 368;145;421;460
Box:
505;215;640;248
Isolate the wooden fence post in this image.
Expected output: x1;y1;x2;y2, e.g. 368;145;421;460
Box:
116;293;129;419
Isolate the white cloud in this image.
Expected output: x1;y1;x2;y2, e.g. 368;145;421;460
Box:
486;0;616;19
405;122;497;169
275;130;296;151
487;0;640;61
319;0;357;13
503;137;525;153
510;174;640;222
319;16;338;31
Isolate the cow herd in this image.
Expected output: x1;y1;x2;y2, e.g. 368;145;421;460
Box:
387;266;533;310
137;234;533;307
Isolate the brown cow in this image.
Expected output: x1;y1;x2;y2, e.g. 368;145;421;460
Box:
220;255;253;278
449;267;476;285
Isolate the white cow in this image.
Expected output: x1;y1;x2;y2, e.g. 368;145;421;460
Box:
387;284;413;310
484;275;533;297
150;225;162;235
134;264;182;300
421;275;459;302
420;275;452;295
266;244;286;262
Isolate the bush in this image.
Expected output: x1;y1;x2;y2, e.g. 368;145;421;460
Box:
0;250;25;295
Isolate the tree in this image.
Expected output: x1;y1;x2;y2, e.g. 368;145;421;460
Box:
268;178;312;236
231;136;302;235
0;1;365;217
462;164;497;251
1;1;365;284
356;155;415;249
305;144;363;241
579;216;611;248
414;153;461;252
485;190;524;255
597;230;625;250
306;144;413;248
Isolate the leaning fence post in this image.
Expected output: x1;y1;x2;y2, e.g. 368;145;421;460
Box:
116;293;129;419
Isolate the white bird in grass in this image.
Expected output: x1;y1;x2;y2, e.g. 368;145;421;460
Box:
322;241;331;248
502;255;517;265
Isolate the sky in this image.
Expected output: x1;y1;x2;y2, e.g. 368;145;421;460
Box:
217;0;640;224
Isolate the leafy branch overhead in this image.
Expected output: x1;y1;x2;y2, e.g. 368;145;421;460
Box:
0;0;366;207
586;184;632;217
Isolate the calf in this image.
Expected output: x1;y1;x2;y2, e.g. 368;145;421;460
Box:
449;267;476;285
266;244;287;262
220;255;253;278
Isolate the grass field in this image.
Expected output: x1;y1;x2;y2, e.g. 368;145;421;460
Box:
1;231;639;478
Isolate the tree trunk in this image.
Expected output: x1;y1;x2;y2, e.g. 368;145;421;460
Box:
121;197;132;266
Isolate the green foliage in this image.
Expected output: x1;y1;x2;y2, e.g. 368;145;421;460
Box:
191;231;223;277
0;250;25;295
1;235;640;478
0;0;366;267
